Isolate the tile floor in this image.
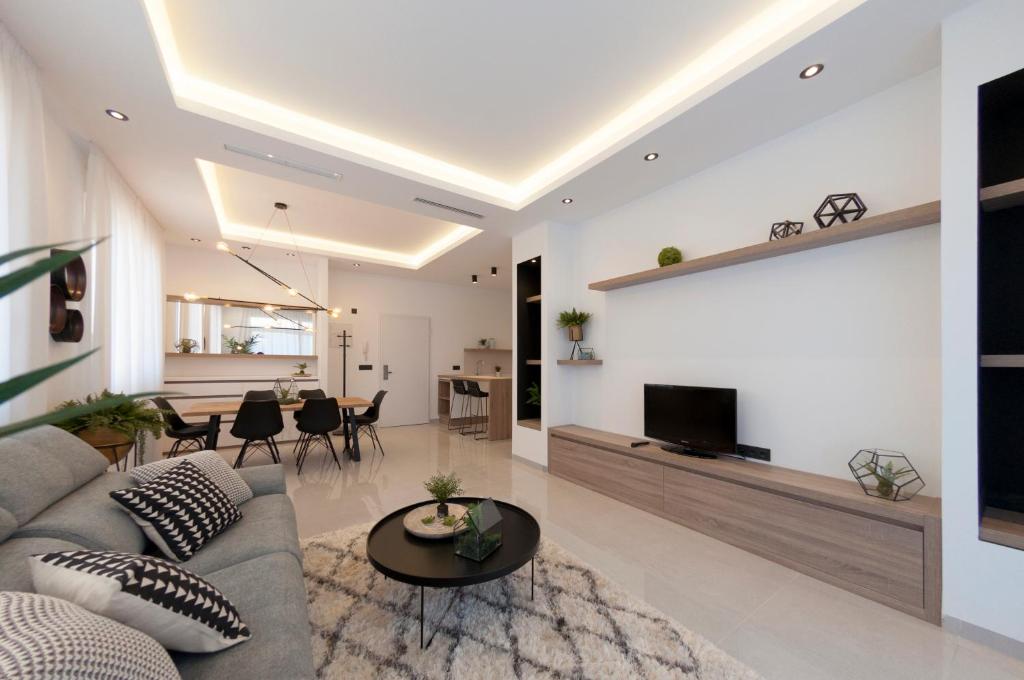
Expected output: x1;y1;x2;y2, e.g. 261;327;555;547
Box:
233;423;1024;680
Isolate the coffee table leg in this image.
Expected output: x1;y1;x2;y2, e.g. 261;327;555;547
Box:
420;586;425;649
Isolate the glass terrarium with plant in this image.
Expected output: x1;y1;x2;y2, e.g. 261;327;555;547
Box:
848;448;925;501
423;472;463;517
453;499;503;562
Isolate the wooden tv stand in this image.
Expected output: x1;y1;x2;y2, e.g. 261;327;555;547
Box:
548;426;941;624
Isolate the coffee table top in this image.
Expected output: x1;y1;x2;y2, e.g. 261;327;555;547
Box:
366;498;540;588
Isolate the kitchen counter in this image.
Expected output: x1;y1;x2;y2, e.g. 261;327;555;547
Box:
438;374;511;381
436;374;511;439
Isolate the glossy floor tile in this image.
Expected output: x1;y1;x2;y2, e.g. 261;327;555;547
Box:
229;423;1024;680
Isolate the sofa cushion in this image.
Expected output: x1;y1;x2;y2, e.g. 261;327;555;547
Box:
180;493;301;576
0;507;15;543
31;550;252;653
110;461;242;562
131;451;253;506
235;463;286;497
171;552;314;680
0;592;181;680
0;425;108;527
13;472;146;553
0;537;86;592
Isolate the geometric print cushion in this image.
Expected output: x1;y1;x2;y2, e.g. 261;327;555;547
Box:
30;550;251;653
109;460;242;562
131;451;253;506
0;591;180;679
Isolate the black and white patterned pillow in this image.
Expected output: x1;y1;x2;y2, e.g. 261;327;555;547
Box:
0;592;180;679
30;550;251;653
110;460;242;561
131;450;253;506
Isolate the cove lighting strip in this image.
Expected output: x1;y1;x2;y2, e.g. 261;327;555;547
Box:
196;159;480;269
145;0;862;210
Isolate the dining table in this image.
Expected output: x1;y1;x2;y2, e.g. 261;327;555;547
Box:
180;396;374;461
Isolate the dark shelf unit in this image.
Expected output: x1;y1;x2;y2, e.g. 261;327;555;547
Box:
516;256;541;426
978;66;1024;550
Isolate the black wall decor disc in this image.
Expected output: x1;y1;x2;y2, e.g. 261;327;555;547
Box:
814;193;867;229
769;220;804;241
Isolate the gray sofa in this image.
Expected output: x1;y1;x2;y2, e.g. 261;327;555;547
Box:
0;426;315;679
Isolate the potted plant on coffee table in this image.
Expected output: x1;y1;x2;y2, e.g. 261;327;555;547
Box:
53;390;164;466
423;472;463;518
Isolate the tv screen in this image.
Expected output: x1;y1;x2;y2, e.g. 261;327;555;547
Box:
644;384;737;456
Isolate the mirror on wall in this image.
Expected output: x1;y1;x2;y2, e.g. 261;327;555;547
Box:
165;296;316;356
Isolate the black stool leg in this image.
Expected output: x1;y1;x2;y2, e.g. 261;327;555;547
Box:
474;396;489;440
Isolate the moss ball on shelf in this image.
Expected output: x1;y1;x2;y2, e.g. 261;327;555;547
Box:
658;246;683;267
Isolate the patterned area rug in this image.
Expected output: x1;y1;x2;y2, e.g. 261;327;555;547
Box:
302;524;761;680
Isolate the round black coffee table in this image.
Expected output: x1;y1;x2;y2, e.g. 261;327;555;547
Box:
366;498;540;648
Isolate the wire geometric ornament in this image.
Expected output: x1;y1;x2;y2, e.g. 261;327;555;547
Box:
814;193;867;229
769;220;804;241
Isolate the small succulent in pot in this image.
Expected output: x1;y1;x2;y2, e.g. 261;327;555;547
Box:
423;472;463;517
658;246;683;267
293;361;308;376
174;338;198;353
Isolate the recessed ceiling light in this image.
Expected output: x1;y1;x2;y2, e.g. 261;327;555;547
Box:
799;63;824;79
644;152;659;162
105;108;129;121
562;198;573;204
491;266;498;277
531;259;537;263
472;274;478;284
352;263;361;268
189;237;201;243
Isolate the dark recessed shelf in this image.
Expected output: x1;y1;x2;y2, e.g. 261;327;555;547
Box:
525;294;542;303
517;418;541;431
525;359;542;366
981;178;1024;212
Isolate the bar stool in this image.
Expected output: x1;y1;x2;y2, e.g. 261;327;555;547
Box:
464;380;489;440
448;379;470;433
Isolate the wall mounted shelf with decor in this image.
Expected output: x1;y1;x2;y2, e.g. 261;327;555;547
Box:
980;177;1024;212
588;201;941;292
556;359;603;365
464;347;513;352
525;294;542;303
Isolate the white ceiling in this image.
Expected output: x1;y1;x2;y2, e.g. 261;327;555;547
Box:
0;0;972;289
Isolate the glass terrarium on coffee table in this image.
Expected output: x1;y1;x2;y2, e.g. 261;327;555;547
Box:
454;498;503;561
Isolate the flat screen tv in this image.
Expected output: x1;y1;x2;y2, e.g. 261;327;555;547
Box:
644;384;737;458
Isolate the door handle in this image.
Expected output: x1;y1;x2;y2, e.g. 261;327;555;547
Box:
383;364;392;380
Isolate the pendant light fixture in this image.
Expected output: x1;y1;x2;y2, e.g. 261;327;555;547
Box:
217;202;341;318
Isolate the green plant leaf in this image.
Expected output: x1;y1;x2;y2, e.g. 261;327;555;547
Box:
0;391;163;439
0;349;100;407
0;239;106;300
0;239;85;267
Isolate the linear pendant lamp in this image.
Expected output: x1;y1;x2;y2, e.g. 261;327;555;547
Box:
217;202;341;318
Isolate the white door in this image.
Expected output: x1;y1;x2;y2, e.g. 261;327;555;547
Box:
378;314;430;426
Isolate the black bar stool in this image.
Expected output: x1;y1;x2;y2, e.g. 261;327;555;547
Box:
464;380;489;440
294;397;343;474
448;379;470;433
152;396;215;457
230;399;284;468
355;390;387;456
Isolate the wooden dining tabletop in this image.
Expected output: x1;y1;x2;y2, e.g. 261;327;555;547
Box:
181;396;373;417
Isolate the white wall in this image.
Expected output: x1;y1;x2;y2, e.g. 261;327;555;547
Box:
326;268;511;418
941;0;1024;644
551;68;941;485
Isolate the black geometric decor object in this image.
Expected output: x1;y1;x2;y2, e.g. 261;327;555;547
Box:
814;193;867;229
769;220;804;241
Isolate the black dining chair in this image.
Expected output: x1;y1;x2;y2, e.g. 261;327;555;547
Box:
355;390;387;456
243;389;276;401
152;396;214;457
464;380;489;440
230;399;284;469
294;397;343;474
293;388;326;421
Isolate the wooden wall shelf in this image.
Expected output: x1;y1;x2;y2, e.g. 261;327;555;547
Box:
464;347;512;352
525;359;542;365
556;359;603;365
980;355;1024;367
165;352;316;360
589;201;941;292
548;425;942;624
518;418;541;431
981;178;1024;212
525;294;542;303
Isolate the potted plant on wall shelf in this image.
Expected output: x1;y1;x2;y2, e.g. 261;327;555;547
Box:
52;390;164;466
174;338;198;353
293;362;308;376
556;308;592;359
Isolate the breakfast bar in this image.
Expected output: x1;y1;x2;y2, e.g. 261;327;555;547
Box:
437;374;512;440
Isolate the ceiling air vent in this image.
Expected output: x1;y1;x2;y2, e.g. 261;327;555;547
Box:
223;144;342;181
413;197;484;220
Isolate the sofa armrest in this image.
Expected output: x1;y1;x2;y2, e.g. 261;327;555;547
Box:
236;465;287;497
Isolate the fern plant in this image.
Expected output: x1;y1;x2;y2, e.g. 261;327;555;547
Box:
53;390;163;462
0;240;158;439
555;308;592;329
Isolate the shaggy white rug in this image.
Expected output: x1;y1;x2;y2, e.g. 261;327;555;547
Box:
302;524;761;680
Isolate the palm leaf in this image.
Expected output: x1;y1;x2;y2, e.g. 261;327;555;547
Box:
0;240;82;267
0;392;163;439
0;349;99;407
0;238;106;300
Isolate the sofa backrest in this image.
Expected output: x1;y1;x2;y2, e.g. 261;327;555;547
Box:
0;425;109;537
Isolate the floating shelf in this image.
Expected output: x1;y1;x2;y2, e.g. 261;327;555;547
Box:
980;506;1024;551
556;359;603;365
980;355;1024;367
525;359;542;366
525;294;542;303
518;418;541;431
464;347;512;352
981;178;1024;212
588;201;941;292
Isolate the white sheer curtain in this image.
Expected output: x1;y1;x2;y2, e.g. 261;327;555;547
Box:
0;22;49;424
85;149;164;394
